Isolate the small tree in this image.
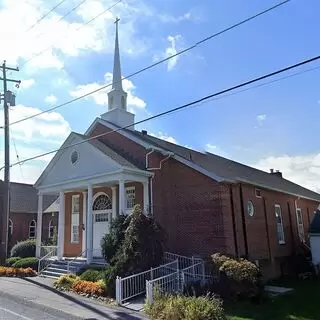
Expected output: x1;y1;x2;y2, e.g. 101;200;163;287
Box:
104;205;165;296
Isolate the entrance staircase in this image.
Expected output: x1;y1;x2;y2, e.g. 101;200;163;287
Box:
39;257;107;279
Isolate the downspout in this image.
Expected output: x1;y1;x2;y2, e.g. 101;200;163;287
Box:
145;149;174;215
239;183;249;258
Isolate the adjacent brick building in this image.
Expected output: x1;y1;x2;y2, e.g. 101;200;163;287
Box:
0;182;58;251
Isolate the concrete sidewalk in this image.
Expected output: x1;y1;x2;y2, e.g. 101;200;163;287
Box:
0;277;147;320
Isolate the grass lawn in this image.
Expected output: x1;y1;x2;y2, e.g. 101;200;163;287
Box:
225;278;320;320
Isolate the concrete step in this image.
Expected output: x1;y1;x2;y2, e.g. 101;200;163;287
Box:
41;270;67;278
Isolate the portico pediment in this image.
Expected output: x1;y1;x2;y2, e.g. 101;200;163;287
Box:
34;132;139;192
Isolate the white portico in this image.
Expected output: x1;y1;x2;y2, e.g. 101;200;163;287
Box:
34;18;152;263
34;132;152;263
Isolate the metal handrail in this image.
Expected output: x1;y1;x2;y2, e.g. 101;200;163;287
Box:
67;249;87;273
38;248;57;274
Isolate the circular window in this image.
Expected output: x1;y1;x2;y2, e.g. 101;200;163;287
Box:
71;150;79;165
247;200;254;217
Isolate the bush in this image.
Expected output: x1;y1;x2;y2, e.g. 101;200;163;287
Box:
5;257;21;267
144;294;226;320
0;266;36;277
211;253;262;301
101;214;130;262
12;257;39;271
80;269;104;282
103;205;165;297
10;240;36;258
72;279;106;296
54;274;79;290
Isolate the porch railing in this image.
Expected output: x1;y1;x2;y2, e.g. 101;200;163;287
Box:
67;249;87;273
116;259;179;305
40;246;57;258
38;247;57;274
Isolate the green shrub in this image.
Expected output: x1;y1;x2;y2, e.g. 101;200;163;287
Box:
211;253;231;269
12;257;39;270
144;294;226;320
54;274;79;290
5;257;21;267
101;214;130;262
79;269;104;282
76;265;105;275
10;240;36;258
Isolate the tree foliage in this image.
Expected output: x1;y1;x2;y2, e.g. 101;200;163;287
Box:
103;205;165;296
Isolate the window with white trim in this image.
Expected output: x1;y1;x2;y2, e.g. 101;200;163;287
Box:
275;204;285;244
126;187;135;210
48;220;54;238
296;208;305;241
29;220;36;239
8;219;13;236
71;195;80;243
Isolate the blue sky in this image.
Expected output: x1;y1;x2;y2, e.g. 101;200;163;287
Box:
0;0;320;191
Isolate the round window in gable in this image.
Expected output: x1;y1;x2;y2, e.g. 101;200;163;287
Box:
247;200;254;217
71;150;79;165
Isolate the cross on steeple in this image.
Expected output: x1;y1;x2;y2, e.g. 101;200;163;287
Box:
114;17;120;25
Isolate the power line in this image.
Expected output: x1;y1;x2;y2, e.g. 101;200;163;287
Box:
3;54;320;171
10;134;24;180
8;0;290;128
19;0;121;70
25;0;69;33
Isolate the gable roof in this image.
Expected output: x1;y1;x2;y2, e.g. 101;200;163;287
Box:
9;182;57;213
310;210;320;234
89;118;320;202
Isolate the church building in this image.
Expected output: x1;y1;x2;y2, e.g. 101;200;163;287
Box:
34;20;320;278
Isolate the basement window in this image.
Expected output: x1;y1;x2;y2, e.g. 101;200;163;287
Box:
255;189;262;198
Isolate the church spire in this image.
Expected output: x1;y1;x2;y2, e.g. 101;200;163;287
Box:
107;17;127;111
112;17;122;91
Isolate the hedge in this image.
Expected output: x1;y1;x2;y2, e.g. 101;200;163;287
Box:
0;267;36;277
12;257;39;271
10;240;36;258
5;257;21;267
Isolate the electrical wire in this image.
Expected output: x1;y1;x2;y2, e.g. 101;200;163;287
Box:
2;53;319;171
19;0;121;70
8;0;290;128
10;133;24;180
25;0;69;33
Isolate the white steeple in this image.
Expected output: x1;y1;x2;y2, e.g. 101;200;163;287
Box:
101;17;135;130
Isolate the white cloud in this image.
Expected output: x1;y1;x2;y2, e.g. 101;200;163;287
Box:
19;79;35;89
165;35;182;71
257;114;267;125
159;12;191;23
0;104;71;183
150;132;177;144
44;94;58;104
253;154;320;193
0;0;152;70
69;72;146;110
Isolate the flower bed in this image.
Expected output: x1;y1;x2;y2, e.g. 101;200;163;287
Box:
53;274;112;303
0;266;36;277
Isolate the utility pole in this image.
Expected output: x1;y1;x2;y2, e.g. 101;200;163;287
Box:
0;61;20;264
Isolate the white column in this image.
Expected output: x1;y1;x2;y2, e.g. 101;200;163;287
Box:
82;192;87;256
86;186;93;264
57;192;65;259
143;180;149;214
111;186;117;219
35;194;43;258
119;180;125;215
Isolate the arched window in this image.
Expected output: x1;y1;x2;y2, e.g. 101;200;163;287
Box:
92;193;112;212
29;220;36;239
48;220;54;238
8;219;13;236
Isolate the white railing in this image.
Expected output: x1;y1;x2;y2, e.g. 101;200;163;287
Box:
40;246;57;258
163;252;202;270
67;249;87;273
146;271;181;304
38;247;57;274
116;259;179;305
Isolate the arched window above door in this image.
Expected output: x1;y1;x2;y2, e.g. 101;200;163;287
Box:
92;193;112;211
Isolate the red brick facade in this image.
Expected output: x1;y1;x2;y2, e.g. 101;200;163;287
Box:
78;121;320;278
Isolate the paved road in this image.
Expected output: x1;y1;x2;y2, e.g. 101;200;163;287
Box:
0;277;147;320
0;294;82;320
